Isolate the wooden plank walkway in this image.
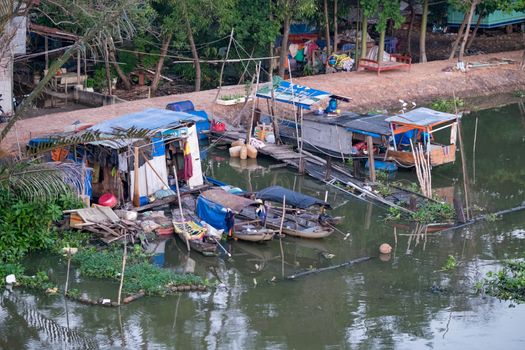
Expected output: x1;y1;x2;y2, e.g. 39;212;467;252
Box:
210;131;420;214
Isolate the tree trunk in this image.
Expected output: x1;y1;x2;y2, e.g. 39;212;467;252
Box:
333;0;338;53
448;12;468;60
103;39;112;95
185;20;201;91
278;12;290;77
109;46;131;90
323;0;331;54
419;0;429;62
360;14;368;59
377;29;385;63
151;32;172;94
458;0;478;62
466;11;483;50
407;3;415;56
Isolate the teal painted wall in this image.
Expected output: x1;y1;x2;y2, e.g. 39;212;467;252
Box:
448;9;525;28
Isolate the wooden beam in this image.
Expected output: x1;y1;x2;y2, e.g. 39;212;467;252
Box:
366;135;376;183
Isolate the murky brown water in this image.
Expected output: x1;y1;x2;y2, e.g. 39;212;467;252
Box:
1;102;525;349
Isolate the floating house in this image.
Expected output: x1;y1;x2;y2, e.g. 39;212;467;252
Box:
29;108;205;207
256;80;460;169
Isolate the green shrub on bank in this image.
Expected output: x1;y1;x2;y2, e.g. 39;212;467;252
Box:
431;98;464;113
0;190;83;288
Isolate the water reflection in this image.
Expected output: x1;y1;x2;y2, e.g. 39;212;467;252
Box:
2;103;525;349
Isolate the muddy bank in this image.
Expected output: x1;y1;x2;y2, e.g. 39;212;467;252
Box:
1;50;525;153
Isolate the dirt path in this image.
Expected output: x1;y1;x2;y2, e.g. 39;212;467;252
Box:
2;50;525;153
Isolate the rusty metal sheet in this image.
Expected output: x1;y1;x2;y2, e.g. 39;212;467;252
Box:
201;189;258;213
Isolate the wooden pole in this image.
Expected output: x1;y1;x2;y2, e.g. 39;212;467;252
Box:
172;164;191;252
117;234;127;305
457;120;470;220
286;256;372;279
366;135;376;183
472;117;478;184
247;62;261;145
77;50;81;85
278;196;286;277
214;28;235;102
64;250;71;296
132;147;140;207
139;148;170;188
45;36;49;71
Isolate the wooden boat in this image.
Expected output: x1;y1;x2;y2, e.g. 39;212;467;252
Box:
196;189;275;243
234;225;275;242
254;186;336;239
172;220;218;256
385;108;460;167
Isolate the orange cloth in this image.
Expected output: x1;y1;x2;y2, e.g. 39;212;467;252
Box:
51;147;68;161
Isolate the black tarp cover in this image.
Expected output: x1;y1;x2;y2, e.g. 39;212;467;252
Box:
256;186;331;209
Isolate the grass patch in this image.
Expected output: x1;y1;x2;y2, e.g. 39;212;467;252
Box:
513;90;525;98
219;94;244;101
72;247;206;296
476;258;525;304
430;98;464;113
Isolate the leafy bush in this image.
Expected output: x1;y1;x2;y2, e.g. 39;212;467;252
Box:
0;191;83;265
477;258;525;303
430;98;464;113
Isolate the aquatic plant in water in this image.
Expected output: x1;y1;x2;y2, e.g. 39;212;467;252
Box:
477;258;525;304
72;247;205;296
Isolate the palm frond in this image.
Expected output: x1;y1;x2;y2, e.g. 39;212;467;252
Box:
24;126;154;157
1;161;84;201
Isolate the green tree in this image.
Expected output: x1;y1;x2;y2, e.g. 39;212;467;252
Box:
277;0;316;77
375;1;403;63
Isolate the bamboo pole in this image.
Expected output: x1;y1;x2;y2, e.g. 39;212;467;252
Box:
278;196;286;277
139;148;170;188
457;120;470;220
132;147;140;207
214;28;235;102
117;234;127;306
172;165;191;252
64;250;71;296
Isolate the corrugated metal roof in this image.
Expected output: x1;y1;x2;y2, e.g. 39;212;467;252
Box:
88;108;205;134
385;108;458;127
304;112;391;136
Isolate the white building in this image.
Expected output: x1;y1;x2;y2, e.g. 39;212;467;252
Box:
0;14;26;116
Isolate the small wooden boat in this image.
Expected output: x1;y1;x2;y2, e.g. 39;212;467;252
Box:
172;220;218;256
234;224;275;242
196;189;275;243
255;186;336;239
264;209;334;239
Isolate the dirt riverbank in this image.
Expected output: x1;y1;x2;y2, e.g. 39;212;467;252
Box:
1;50;525;153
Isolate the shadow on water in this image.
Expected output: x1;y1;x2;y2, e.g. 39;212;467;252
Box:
2;102;525;349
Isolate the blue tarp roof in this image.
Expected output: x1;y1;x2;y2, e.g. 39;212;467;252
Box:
256;186;331;209
256;80;350;110
88;108;206;134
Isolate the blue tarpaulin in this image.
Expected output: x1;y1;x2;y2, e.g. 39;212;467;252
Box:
256;186;331;209
256;80;350;110
196;196;229;231
89;108;206;134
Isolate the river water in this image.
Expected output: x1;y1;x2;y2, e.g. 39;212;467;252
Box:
1;103;525;349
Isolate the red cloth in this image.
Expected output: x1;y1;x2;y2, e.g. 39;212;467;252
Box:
183;141;193;180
